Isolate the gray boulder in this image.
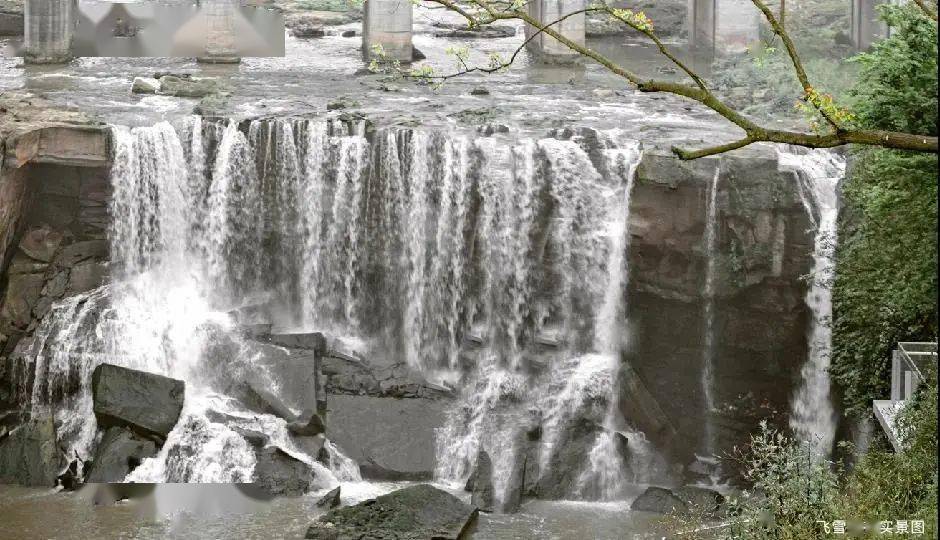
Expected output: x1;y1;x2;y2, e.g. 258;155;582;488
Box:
306;484;478;539
287;410;326;437
157;76;223;98
468;450;495;512
316;486;341;509
0;413;59;487
92;363;185;439
85;427;157;483
131;77;160;94
630;486;688;514
254;446;313;496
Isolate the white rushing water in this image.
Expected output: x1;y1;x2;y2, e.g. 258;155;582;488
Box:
20;117;658;498
780;148;845;458
700;167;721;458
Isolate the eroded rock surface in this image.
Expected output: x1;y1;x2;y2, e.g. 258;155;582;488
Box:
306;484;478;540
91;363;185;439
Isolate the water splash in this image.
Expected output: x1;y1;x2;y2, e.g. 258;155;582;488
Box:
779;148;845;458
700;167;721;458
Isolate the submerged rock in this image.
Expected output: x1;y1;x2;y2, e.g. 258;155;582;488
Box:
86;427;156;483
305;484;478;539
91;363;185;439
0;413;59;487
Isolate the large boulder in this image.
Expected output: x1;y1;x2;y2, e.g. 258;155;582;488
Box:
306;484;478;539
326;395;446;481
0;413;59;487
85;427;157;483
91;364;185;439
630;486;688;514
253;446;314;496
468;450;495;512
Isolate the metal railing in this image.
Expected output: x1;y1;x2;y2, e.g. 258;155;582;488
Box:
873;341;937;452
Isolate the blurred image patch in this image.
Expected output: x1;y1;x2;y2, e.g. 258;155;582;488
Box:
2;0;284;58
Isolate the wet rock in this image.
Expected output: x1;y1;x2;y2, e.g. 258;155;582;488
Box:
630;486;688;514
18;225;64;262
306;484;478;540
254;446;313;496
85;427;156;483
287;409;326;437
266;332;327;353
470;87;490;96
340;29;356;38
449;107;502;126
411;47;426;61
0;272;44;333
65;260;107;295
359;457;433;482
92;363;185;439
292;24;325;38
53;240;108;268
536;417;603;499
158;76;224;99
0;413;59;487
432;22;515;39
204;409;269;447
469;450;495;512
501;447;527;513
131;77;160;95
316;486;341;509
326;395;445;481
57;457;87;490
326;97;360;111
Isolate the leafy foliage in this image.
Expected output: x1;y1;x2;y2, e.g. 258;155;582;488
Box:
656;383;938;538
831;3;938;415
850;4;939;137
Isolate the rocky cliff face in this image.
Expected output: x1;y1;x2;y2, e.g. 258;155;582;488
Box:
0;121;818;488
626;148;813;465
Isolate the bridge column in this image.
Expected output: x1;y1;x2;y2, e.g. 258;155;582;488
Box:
688;0;760;57
525;0;586;62
850;0;889;50
199;0;241;64
24;0;73;64
362;0;413;63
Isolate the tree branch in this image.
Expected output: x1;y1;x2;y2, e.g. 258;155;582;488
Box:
416;0;940;159
912;0;938;21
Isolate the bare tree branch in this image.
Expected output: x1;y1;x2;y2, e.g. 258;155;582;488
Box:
414;0;939;159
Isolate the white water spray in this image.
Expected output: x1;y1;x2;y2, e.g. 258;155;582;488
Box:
780;148;845;458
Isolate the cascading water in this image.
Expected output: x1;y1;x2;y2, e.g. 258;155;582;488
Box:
780;148;845;458
20;116;657;498
700;167;721;458
434;133;660;505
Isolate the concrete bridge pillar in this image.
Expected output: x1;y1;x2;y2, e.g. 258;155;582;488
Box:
199;0;241;64
850;0;889;50
24;0;74;64
688;0;760;57
525;0;586;62
362;0;413;63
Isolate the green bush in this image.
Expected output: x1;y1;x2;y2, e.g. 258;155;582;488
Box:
831;3;938;415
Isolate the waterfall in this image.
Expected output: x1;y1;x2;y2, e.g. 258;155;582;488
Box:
700;167;721;458
22;117;655;496
779;148;845;458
